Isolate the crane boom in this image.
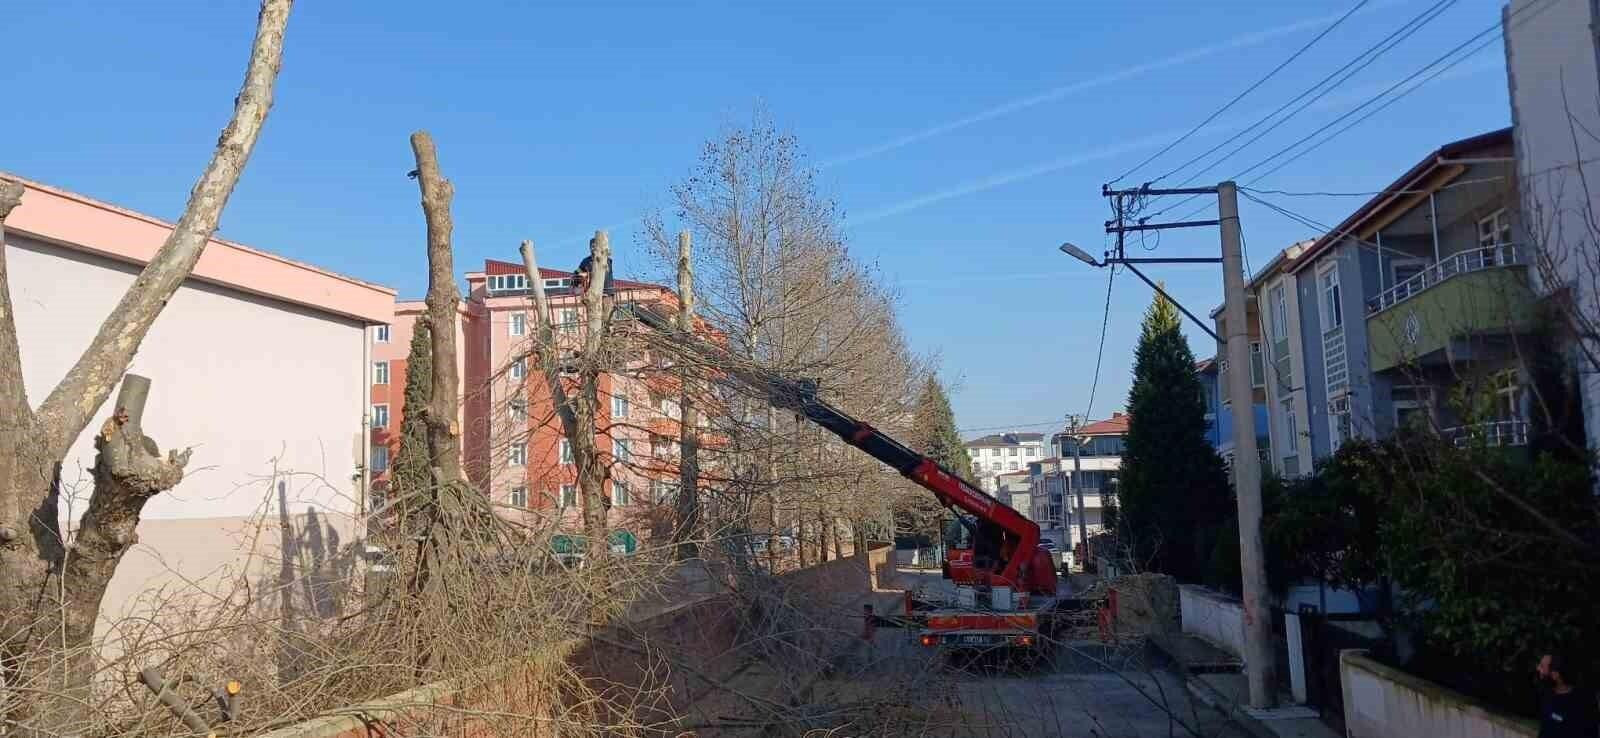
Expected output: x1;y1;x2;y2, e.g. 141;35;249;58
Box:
622;302;1056;595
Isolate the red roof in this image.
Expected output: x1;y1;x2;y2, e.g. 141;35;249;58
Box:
482;259;662;290
1077;412;1129;437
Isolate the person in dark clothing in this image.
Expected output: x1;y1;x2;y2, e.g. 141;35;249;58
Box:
573;255;614;295
1538;652;1599;738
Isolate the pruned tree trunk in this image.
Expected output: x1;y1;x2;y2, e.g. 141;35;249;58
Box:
0;3;291;734
674;230;701;560
518;233;613;561
409;131;464;488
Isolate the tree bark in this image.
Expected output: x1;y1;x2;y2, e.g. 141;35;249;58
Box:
0;3;291;734
674;231;701;560
518;234;612;560
409;131;464;487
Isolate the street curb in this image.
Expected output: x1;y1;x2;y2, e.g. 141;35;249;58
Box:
1183;673;1280;738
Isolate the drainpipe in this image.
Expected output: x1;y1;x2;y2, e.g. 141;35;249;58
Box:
1429;192;1442;265
359;327;372;539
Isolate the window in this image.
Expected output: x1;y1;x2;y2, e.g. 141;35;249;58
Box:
1008;447;1018;457
560;483;576;507
560;439;573;464
1391;258;1427;289
510;443;526;466
612;394;630;418
543;277;572;290
1320;266;1342;331
508;398;527;423
1007;461;1019;471
371;445;389;473
972;461;983;474
653;479;677;504
1329;396;1353;448
1493;370;1521;421
1269;285;1288;341
1281;400;1298;454
1250;342;1265;388
487;274;529;292
373;325;390;343
371;404;389;429
560;308;579;334
510;486;528;508
1478;209;1512;249
372;361;389;385
510;313;526;336
614;438;631;462
511;358;526;380
1392;385;1432;431
612;480;631;507
1025;447;1037;457
652;434;673;459
989;461;1001;472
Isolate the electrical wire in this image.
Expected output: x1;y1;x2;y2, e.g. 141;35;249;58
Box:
1141;0;1546;225
1108;0;1371;186
1082;264;1118;423
1149;0;1459;192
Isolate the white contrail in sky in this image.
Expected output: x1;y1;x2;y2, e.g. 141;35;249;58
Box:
818;0;1408;170
850;57;1500;225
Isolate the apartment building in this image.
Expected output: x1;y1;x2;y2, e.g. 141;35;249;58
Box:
964;432;1046;492
1243;129;1535;469
1505;0;1600;453
4;173;394;629
1295;130;1527;458
1205;292;1273;475
1030;414;1127;560
368;299;475;496
374;258;688;551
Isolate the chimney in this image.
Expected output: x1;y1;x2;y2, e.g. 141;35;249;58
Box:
1112;412;1125;419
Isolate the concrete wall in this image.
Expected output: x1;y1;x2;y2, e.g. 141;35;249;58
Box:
1179;584;1245;659
259;545;896;738
8;233;371;630
1505;0;1600;460
1340;650;1536;738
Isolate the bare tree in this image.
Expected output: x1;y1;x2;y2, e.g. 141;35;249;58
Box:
519;234;615;558
0;2;292;733
673;231;704;560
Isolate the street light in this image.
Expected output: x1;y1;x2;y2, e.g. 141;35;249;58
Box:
1058;242;1101;267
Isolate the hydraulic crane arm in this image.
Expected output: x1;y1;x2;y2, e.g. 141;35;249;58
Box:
621;303;1055;595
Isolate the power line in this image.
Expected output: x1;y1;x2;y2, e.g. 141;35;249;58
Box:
1149;0;1459;191
959;419;1072;434
1141;0;1536;225
1234;0;1558;187
1083;264;1118;422
1241;175;1509;197
1108;0;1371;186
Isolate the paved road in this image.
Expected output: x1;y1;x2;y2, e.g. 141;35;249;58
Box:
843;566;1249;737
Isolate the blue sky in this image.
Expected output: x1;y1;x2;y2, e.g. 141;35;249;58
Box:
5;0;1515;436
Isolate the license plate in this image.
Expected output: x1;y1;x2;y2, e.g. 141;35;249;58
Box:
959;635;993;645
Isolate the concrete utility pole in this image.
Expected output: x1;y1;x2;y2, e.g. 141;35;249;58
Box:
1219;181;1276;708
1073;179;1275;708
1067;415;1090;571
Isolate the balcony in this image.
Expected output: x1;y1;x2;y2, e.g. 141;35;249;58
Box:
1447;420;1529;448
1366;244;1536;372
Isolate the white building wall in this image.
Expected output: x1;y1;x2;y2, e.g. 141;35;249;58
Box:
1505;0;1600;456
9;234;368;626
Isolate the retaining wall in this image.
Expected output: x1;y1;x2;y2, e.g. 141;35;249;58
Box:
259;544;894;738
1340;650;1537;738
1179;584;1246;658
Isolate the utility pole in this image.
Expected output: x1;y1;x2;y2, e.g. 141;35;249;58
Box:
1069;180;1275;709
1067;415;1090;571
1218;181;1276;708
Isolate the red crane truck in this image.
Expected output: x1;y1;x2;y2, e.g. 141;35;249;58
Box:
625;304;1062;654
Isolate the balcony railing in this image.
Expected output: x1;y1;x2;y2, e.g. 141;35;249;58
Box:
1447;420;1529;448
1367;243;1525;315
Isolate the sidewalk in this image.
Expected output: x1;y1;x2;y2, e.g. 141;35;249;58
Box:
1152;633;1339;738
